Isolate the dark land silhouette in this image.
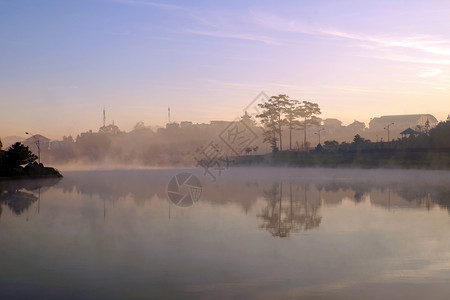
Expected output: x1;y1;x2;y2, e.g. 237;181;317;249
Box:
0;142;62;178
236;119;450;169
1;95;448;169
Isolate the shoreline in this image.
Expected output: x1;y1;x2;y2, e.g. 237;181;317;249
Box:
231;150;450;170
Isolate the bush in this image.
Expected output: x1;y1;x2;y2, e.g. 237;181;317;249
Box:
3;142;38;168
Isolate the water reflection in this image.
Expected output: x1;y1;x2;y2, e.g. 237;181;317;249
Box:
2;168;446;235
6;169;447;223
259;182;321;237
0;178;60;216
1;168;450;299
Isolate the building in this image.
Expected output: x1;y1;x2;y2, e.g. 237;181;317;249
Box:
180;121;193;128
347;120;366;131
400;128;418;138
369;114;438;131
23;134;51;152
210;121;231;128
98;123;121;135
322;118;343;128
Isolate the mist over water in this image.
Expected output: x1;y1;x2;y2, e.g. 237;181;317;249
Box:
2;0;450;298
1;167;450;299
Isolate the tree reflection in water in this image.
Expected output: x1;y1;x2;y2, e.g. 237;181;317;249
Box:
0;191;38;215
259;182;322;237
0;178;60;217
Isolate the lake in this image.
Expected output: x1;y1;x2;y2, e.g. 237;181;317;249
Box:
1;168;450;299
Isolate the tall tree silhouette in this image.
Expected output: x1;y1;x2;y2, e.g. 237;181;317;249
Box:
4;142;38;168
259;182;322;237
257;94;290;151
284;98;302;150
298;101;321;149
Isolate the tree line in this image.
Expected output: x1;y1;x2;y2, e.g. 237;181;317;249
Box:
257;94;321;152
319;119;450;152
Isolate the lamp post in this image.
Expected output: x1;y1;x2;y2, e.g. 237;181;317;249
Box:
314;128;325;145
25;132;40;164
383;123;394;143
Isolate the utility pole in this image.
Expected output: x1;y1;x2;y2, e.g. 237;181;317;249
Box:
25;132;40;164
314;128;325;145
384;123;394;143
103;106;106;127
38;188;40;214
168;107;171;123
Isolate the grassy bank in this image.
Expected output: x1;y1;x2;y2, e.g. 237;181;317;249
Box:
233;148;450;169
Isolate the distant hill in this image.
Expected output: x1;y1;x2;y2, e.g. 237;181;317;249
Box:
1;136;25;149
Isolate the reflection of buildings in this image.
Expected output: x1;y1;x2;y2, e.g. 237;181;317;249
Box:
259;182;322;238
14;169;448;226
57;170;450;213
255;175;450;238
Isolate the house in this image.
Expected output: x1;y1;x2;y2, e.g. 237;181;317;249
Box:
322;118;343;128
369;114;438;131
23;134;51;152
400;128;418;138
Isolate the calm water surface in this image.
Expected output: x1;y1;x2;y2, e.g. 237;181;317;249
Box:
1;168;450;299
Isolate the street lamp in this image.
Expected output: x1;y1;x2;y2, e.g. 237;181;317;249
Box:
383;123;394;143
314;128;325;145
25;132;40;164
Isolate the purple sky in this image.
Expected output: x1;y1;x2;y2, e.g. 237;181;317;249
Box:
1;0;449;139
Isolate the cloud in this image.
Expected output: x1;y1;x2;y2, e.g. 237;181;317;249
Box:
321;29;450;56
251;11;450;57
108;5;450;57
250;11;316;35
364;53;450;65
332;86;386;94
419;68;443;78
185;29;281;45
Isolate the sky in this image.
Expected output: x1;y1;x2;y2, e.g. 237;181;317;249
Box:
1;0;450;139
